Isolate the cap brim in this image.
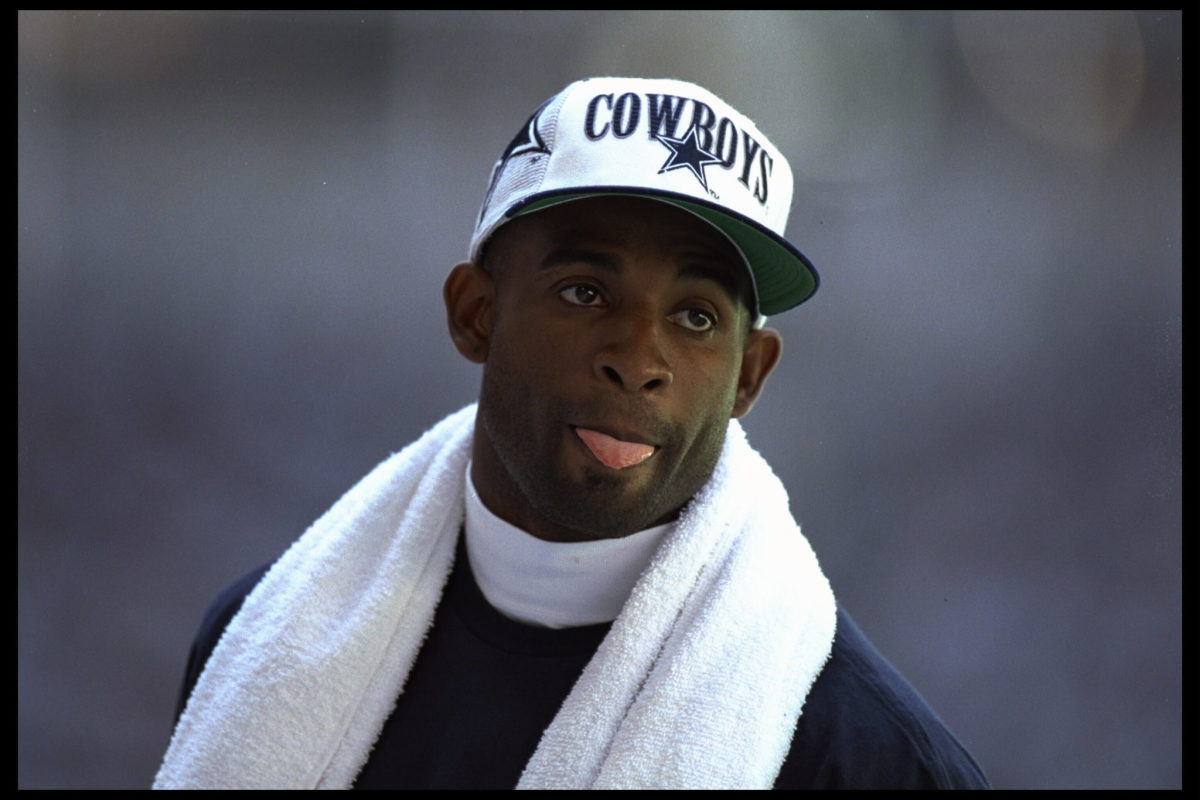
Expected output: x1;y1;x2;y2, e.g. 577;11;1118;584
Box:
505;188;818;316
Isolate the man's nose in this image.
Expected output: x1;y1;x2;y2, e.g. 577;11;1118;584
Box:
593;311;674;392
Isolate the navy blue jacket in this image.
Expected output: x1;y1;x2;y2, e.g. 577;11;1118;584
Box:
175;537;990;789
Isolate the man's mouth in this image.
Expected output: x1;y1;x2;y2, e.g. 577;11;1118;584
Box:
573;426;658;470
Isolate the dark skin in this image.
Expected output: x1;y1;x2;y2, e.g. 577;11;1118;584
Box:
444;196;783;543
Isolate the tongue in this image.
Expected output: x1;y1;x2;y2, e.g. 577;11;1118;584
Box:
575;427;656;469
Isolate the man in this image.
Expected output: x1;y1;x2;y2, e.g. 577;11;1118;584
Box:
154;77;990;790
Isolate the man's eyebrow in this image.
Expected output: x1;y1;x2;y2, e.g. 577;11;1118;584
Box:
538;246;749;307
537;248;620;273
677;261;748;306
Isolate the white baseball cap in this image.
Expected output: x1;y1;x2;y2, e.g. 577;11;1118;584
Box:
470;76;819;317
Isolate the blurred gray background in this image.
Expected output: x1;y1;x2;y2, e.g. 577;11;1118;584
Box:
18;10;1180;790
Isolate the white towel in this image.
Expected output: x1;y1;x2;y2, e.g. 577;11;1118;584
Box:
153;403;836;790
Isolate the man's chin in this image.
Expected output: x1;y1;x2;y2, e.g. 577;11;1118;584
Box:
527;475;679;541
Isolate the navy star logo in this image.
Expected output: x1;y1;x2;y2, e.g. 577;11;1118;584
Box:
479;101;552;223
503;104;551;161
655;125;724;192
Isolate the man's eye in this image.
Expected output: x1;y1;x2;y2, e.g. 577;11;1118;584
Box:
669;308;717;332
559;284;603;306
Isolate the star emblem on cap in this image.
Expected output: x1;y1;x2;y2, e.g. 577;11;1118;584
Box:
655;125;724;191
505;105;550;161
479;101;552;224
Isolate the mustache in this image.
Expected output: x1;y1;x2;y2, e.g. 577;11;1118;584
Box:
550;396;677;444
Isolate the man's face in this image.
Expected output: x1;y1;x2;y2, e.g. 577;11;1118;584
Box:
448;195;781;542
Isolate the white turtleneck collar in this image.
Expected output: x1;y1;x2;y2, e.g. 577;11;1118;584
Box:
464;462;672;629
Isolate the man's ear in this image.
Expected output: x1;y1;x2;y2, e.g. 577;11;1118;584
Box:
731;327;783;419
443;262;495;364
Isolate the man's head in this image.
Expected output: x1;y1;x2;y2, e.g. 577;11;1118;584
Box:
444;77;816;542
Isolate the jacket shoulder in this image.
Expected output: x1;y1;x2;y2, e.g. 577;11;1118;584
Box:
776;607;991;789
173;563;272;722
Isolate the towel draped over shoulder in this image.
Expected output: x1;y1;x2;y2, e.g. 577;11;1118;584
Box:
153;403;837;790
